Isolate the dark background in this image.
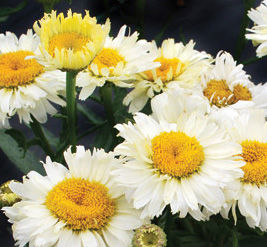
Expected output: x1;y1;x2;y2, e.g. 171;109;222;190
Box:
0;0;266;245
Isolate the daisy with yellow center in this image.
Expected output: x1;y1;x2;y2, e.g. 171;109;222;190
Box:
33;9;110;71
3;146;144;247
0;30;65;124
123;39;211;113
113;111;244;220
76;25;159;100
199;51;267;115
219;109;267;231
246;0;267;58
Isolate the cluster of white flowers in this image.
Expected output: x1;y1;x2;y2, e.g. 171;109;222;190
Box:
2;1;267;246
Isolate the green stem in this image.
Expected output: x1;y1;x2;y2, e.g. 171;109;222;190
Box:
99;83;117;142
66;71;78;153
30;116;55;159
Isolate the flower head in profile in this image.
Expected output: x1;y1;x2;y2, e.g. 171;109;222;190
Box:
34;9;110;71
199;51;267;115
114;110;244;220
0;181;20;208
76;25;159;100
132;224;167;247
219;109;267;231
3;146;144;247
123;39;211;113
0;30;65;124
246;0;267;57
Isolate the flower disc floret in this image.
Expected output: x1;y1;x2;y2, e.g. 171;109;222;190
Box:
145;57;185;83
241;140;267;186
152;131;204;178
34;9;110;70
92;48;125;73
0;51;44;88
46;178;115;231
203;79;252;107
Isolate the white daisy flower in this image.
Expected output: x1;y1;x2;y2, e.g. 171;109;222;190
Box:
246;0;267;57
198;51;267;115
3;146;144;247
219;109;267;231
0;30;66;124
113;112;244;220
150;85;210;124
33;10;110;71
123;39;212;113
77;25;159;100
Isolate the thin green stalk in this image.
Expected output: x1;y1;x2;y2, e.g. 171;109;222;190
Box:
30;116;55;159
66;71;78;153
99;83;117;142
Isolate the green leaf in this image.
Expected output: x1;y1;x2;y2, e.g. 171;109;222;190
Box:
0;16;8;22
53;113;67;119
0;0;28;17
93;122;114;152
0;130;44;175
113;87;132;124
77;103;104;125
41;127;58;149
5;129;27;153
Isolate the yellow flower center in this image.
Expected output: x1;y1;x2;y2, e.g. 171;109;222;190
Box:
91;48;125;73
48;32;91;57
151;131;204;178
45;178;116;231
145;57;185;83
0;51;44;88
203;80;252;107
241;140;267;186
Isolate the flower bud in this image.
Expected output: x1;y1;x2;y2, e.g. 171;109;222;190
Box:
132;224;167;247
0;180;20;208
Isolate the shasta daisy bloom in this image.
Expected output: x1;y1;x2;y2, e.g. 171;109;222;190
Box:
76;25;159;100
33;9;110;71
123;39;212;113
3;146;144;247
198;51;267;115
150;85;210;124
113;112;244;220
246;0;267;57
0;30;65;124
219;109;267;231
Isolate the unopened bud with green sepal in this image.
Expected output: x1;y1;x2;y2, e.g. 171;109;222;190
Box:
0;180;20;208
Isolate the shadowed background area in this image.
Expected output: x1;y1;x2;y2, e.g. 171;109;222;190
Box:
0;0;266;245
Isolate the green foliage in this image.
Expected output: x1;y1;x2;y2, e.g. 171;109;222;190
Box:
0;0;28;23
0;130;44;175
